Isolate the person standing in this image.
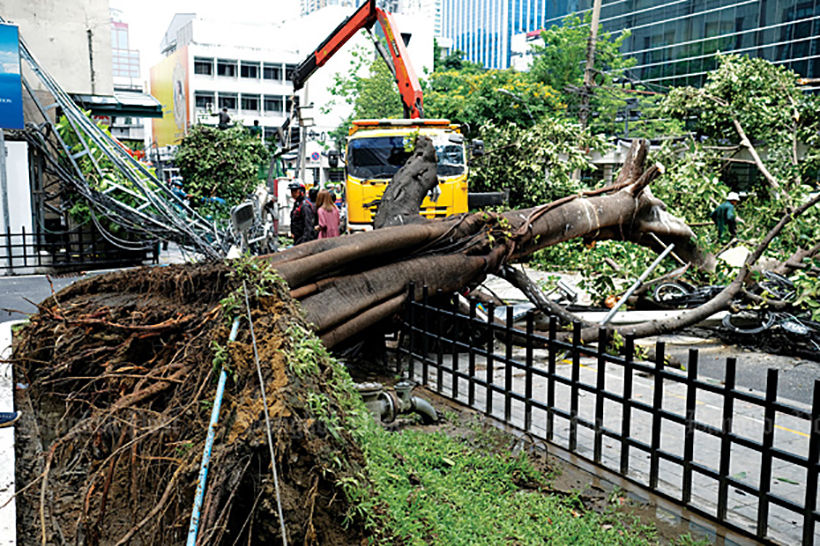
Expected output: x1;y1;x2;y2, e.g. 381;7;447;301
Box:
316;190;341;239
212;107;231;130
289;182;316;245
249;119;262;138
711;191;740;242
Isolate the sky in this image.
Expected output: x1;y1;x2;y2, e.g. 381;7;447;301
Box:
109;0;302;79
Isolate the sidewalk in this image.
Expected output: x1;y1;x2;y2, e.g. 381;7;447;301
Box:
0;322;19;546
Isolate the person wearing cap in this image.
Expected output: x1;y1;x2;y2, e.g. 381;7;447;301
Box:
289;181;316;245
711;191;740;242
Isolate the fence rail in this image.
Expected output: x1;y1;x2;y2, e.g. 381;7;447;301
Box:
396;284;820;546
0;227;156;274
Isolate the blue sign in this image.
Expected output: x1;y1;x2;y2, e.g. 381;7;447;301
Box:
0;24;23;130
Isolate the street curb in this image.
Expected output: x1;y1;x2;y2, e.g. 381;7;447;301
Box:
0;320;21;546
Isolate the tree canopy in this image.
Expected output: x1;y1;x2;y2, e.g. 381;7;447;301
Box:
175;124;268;219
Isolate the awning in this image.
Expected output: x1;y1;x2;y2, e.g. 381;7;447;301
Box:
72;90;163;118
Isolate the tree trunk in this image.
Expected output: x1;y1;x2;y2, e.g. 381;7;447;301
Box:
266;139;730;348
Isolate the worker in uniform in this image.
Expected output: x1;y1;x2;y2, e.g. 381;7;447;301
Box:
289;181;316;245
710;191;740;242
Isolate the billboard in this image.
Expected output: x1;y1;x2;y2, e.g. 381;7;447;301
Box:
150;46;189;147
0;23;24;130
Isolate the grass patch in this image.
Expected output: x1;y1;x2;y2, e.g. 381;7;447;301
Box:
357;418;658;544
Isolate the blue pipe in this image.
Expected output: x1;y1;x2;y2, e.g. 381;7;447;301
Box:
186;318;240;546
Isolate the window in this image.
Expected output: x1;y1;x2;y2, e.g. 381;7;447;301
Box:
194;57;213;76
240;61;260;79
216;59;237;77
218;92;237;111
263;127;277;141
285;95;293;113
241;94;260;112
263;63;282;80
285;64;297;81
194;91;215;111
263;95;283;113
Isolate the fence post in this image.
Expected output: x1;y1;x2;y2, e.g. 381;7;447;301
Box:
803;380;820;545
682;348;698;504
546;315;557;441
451;294;459;400
485;302;495;417
504;306;514;422
21;225;27;267
649;341;666;489
422;285;429;385
435;288;444;393
715;357;737;521
524;311;534;433
620;335;635;475
405;282;415;379
5;226;12;273
757;368;779;539
468;297;477;407
569;321;581;452
594;328;608;464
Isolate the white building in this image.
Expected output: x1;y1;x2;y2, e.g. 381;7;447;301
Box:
150;5;434;186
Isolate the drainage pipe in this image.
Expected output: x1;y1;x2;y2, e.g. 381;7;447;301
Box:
409;396;438;424
186;318;240;546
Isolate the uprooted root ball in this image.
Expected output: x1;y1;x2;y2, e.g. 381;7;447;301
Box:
13;261;370;545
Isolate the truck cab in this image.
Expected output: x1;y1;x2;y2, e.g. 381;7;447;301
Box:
345;119;469;231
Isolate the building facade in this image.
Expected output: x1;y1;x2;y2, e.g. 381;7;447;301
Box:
150;14;301;149
444;0;820;90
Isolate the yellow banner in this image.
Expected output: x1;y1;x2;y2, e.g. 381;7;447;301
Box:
149;46;188;147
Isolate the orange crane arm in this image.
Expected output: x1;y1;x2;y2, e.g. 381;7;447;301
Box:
290;0;424;119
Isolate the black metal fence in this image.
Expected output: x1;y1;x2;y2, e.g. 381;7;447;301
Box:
397;284;820;546
0;227;157;274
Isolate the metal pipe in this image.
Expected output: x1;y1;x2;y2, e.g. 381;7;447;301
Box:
187;318;240;546
599;243;676;325
410;396;438;424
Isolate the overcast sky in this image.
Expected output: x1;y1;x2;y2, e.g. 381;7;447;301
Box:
109;0;302;79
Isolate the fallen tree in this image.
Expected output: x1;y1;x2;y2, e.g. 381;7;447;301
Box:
270;138;718;346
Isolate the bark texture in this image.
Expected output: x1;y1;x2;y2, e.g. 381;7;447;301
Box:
373;136;440;229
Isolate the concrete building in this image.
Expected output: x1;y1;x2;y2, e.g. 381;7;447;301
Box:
0;0;160;120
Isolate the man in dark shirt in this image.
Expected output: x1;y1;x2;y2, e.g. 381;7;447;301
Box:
289;182;316;245
213;107;231;130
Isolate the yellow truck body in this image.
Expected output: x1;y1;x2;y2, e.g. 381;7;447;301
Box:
345;119;469;231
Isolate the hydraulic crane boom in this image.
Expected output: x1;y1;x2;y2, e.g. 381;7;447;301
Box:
290;0;424;118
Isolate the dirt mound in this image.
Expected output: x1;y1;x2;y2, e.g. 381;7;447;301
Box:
13;262;369;545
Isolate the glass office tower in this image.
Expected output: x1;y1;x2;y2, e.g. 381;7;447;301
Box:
442;0;820;89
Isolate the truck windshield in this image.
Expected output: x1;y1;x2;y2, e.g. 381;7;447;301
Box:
348;136;465;179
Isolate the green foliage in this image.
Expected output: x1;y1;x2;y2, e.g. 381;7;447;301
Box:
529;14;655;137
175;124;268;220
471;117;608;209
657;54;820;280
424;68;560;138
56;113;159;230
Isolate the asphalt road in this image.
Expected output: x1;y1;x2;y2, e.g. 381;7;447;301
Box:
0;273;90;321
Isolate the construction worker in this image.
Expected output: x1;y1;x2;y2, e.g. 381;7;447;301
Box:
289;182;316;245
711;191;740;242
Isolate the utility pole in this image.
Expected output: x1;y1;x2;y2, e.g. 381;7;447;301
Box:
579;0;603;130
